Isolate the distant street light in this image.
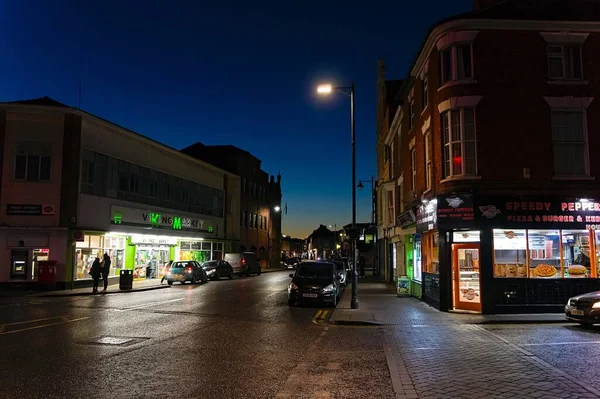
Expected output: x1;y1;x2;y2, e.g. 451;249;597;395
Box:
317;81;358;309
274;206;281;212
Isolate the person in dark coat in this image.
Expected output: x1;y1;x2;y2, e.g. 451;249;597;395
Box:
101;253;111;292
90;256;102;293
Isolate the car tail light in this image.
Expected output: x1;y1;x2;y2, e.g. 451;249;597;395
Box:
186;267;192;272
241;258;246;265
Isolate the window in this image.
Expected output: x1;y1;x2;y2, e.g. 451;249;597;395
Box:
411;149;416;191
409;99;415;129
14;144;52;182
551;110;587;176
441;108;477;178
440;44;473;85
547;45;582;80
242;177;247;193
386;190;394;225
414;237;422;281
422;231;439;274
253;213;258;229
424;131;432;191
243;211;248;227
422;73;429;109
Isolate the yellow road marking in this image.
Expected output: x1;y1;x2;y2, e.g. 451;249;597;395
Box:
314;310;323;319
0;316;66;327
320;310;329;319
0;317;89;336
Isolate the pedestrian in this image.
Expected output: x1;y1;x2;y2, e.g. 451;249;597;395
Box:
359;255;365;278
90;256;102;293
161;260;173;284
101;253;111;292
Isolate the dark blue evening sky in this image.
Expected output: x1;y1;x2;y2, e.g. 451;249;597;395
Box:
0;0;472;238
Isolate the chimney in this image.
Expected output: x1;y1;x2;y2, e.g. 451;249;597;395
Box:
474;0;504;10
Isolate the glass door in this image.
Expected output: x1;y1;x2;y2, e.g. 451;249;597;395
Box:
452;244;481;312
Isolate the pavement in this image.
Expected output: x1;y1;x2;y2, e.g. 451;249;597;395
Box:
330;275;567;325
2;268;600;398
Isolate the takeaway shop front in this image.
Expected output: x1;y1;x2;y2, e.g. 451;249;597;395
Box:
417;193;600;314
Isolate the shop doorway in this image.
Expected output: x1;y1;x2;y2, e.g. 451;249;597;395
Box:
452;244;481;312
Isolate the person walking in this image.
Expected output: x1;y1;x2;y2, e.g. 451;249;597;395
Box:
161;260;173;284
101;253;111;292
90;256;102;293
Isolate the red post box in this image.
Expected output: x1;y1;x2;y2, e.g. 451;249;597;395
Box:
38;260;57;285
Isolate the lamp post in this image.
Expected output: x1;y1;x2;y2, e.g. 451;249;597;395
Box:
328;224;337;259
358;176;378;276
317;82;358;309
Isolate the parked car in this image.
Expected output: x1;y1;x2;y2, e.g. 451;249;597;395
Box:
284;257;301;269
166;261;208;285
224;252;261;276
202;260;234;280
288;261;341;307
565;291;600;326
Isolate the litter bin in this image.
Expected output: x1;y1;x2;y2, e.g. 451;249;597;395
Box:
38;260;57;289
119;269;133;290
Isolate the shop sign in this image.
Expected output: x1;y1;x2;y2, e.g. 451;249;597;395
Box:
396;209;416;228
476;196;600;230
6;204;54;216
437;194;474;229
111;206;213;232
397;275;410;297
416;201;437;233
130;235;179;246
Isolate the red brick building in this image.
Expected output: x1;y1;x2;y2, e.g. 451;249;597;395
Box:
377;0;600;314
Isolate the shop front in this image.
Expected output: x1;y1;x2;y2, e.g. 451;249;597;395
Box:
71;203;225;284
416;193;600;314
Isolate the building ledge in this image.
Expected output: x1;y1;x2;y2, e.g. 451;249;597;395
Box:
440;175;482;184
552;175;595;181
547;79;589;86
437;79;478;92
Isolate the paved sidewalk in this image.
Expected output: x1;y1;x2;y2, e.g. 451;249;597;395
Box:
330;276;566;325
31;278;169;297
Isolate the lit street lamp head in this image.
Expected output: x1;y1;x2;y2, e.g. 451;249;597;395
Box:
274;206;281;212
317;84;333;94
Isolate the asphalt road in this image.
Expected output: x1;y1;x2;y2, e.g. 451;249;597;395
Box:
0;271;393;399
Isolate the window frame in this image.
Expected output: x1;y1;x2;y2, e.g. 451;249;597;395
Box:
424;130;432;191
422;73;429;110
440;43;474;85
411;148;416;192
409;99;415;129
14;145;52;183
550;108;590;177
441;108;478;178
547;44;583;80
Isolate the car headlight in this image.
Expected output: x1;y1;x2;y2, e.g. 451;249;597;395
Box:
322;284;335;293
289;282;298;290
592;302;600;309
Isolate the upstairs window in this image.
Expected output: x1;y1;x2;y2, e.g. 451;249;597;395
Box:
547;45;582;80
551;110;588;176
409;99;416;129
440;44;473;85
411;148;416;191
441;108;477;178
424;131;432;191
14;143;52;182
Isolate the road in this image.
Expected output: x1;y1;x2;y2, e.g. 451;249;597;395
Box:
3;272;600;398
0;271;392;399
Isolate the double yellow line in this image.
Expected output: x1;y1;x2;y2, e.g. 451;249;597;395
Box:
312;309;329;324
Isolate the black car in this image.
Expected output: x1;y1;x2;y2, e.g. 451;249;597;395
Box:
565;291;600;326
284;257;301;269
288;261;341;307
202;260;234;280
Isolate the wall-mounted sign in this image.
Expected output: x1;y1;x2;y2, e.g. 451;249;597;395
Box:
7;204;54;216
110;206;214;233
130;235;179;246
476;196;600;230
437;194;474;229
396;209;416;228
416;201;437;233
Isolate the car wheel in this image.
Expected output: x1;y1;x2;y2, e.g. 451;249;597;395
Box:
190;275;196;284
257;268;261;276
228;269;234;280
330;295;337;308
167;281;173;286
202;274;208;283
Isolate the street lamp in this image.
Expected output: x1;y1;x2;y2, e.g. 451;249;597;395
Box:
317;81;358;309
328;224;337;259
274;206;281;212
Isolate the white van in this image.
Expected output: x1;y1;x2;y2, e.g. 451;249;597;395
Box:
224;252;261;276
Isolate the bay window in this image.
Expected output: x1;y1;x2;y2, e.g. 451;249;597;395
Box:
440;44;473;84
441;108;477;178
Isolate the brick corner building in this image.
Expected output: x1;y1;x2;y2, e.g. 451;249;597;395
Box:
377;0;600;314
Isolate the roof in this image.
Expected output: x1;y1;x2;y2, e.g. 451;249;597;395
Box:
307;225;334;239
406;0;600;81
182;142;257;161
3;96;69;107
